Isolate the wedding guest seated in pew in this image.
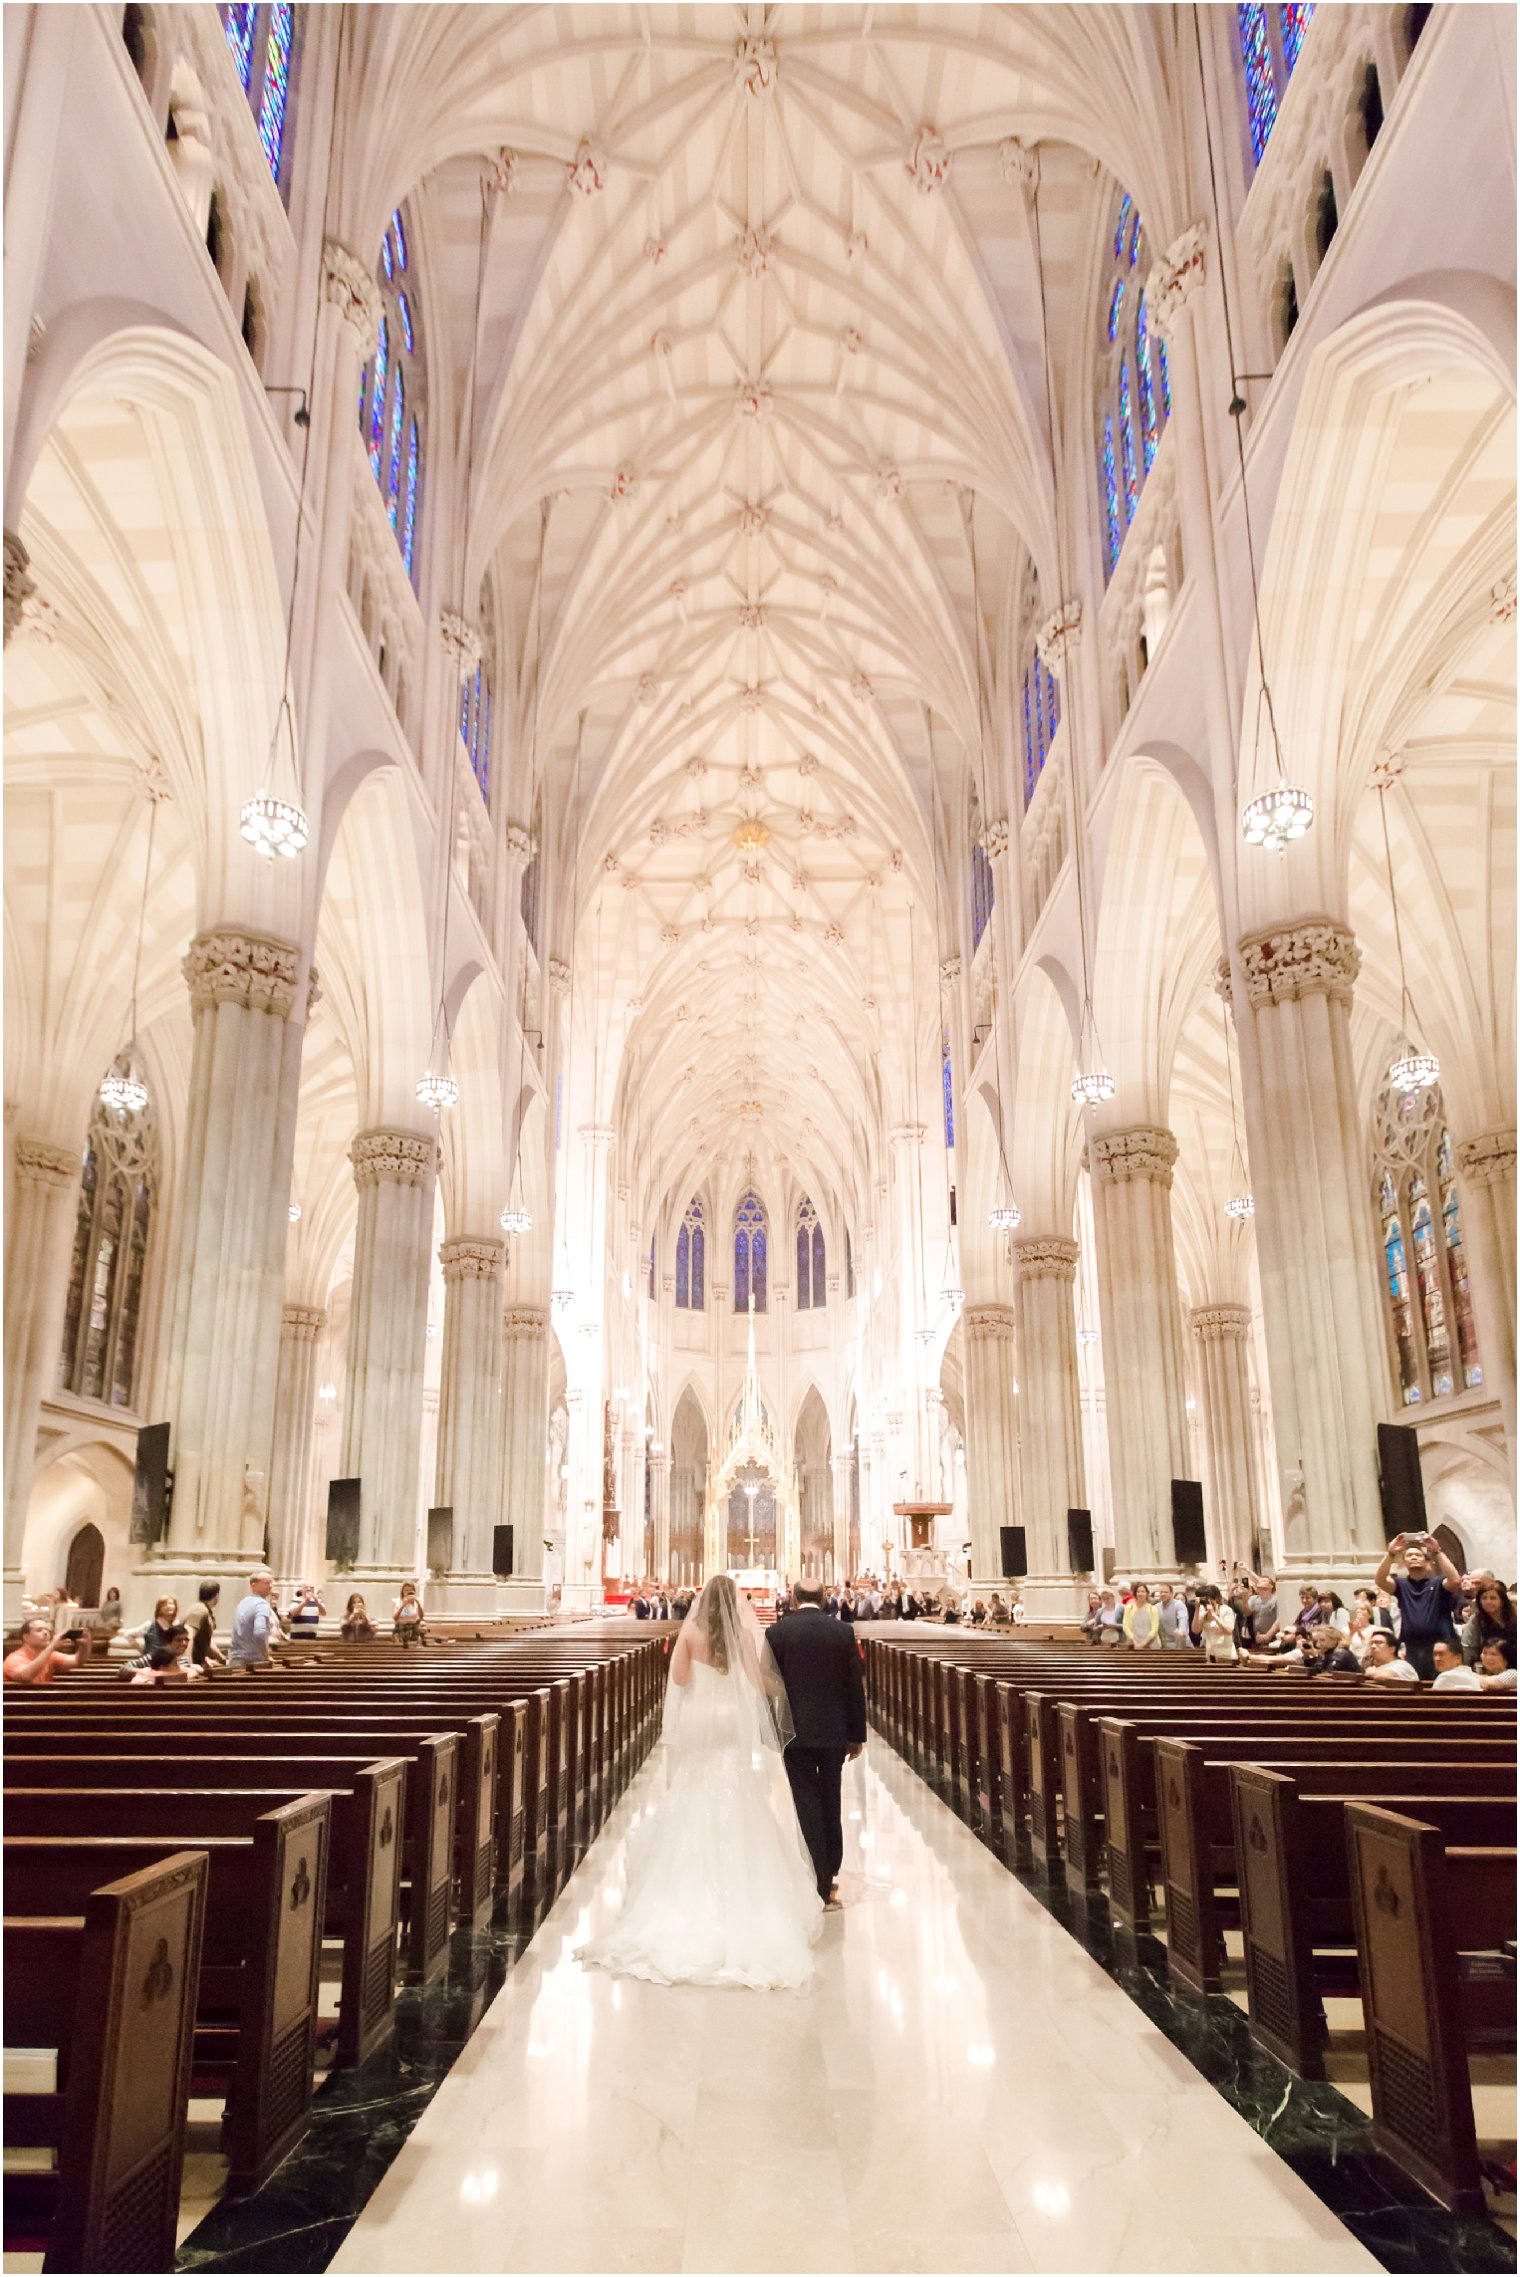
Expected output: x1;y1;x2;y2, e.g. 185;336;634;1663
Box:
3;1613;81;1685
341;1592;376;1641
181;1580;226;1669
1353;1585;1395;1634
1462;1579;1517;1667
1479;1636;1517;1692
393;1580;428;1646
1302;1623;1361;1675
1430;1637;1482;1691
1364;1628;1421;1683
121;1593;180;1669
125;1626;205;1684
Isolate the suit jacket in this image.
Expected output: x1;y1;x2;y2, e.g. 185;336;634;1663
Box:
767;1607;867;1749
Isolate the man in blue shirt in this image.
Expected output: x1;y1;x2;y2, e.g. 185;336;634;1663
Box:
1372;1531;1463;1682
227;1568;278;1670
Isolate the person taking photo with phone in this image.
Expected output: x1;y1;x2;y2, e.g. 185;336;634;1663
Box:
1372;1530;1463;1682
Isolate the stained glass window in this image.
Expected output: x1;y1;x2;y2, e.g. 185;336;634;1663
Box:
1127;210;1142;265
942;1033;955;1149
1136;297;1159;471
1380;1172;1420;1404
399;291;414;354
224;2;257;87
1112;194;1132;260
380;234;394;282
403;418;420;577
648;1237;657;1301
1238;3;1279;162
1158;337;1172;419
1280;2;1314;73
796;1199;826;1310
845;1227;855;1299
1436;1131;1482;1388
1096;190;1171;580
677;1198;706;1310
1118;358;1138;514
734;1191;767;1312
391;208;408;269
386;373;405;528
1102;418;1120;572
359;206;425;587
1373;1087;1483;1407
971;837;995;947
367;317;388;477
1106;281;1125;344
256;0;291;179
59;1063;157;1408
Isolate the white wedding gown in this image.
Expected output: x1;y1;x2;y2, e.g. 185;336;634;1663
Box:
579;1659;823;1991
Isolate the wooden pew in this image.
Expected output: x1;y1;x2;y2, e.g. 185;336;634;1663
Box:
3;1760;406;2067
1346;1803;1517;2214
4;1851;207;2274
4;1795;330;2192
1231;1765;1516;2077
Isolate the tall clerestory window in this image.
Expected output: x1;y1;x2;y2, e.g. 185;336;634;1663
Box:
1096;191;1172;580
460;571;495;804
795;1198;827;1311
359;205;425;586
59;1063;158;1408
1373;1083;1481;1407
971;834;995;950
1237;5;1316;165
734;1190;768;1313
1018;568;1062;806
675;1198;705;1311
220;4;299;196
942;1032;955;1149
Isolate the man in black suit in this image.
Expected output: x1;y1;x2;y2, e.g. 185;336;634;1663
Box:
767;1580;867;1911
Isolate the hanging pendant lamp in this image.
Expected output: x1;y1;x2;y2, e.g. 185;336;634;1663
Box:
101;796;159;1115
1378;784;1438;1093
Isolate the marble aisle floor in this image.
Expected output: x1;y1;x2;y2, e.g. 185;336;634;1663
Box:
332;1747;1381;2276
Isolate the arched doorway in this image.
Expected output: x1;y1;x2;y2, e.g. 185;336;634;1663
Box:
64;1521;105;1607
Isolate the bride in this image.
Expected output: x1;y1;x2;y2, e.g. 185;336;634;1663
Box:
578;1574;823;1990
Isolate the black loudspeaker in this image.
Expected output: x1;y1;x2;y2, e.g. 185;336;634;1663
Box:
129;1422;173;1545
1171;1479;1207;1568
426;1507;453;1574
491;1524;514;1578
1377;1422;1427;1541
325;1478;361;1566
1066;1508;1095;1574
1000;1525;1027;1579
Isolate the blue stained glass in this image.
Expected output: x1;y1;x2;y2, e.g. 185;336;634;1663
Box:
1046;659;1061;747
1158;337;1172;419
735;1192;767;1312
1113;193;1132;260
224;3;257;87
942;1033;955;1148
460;679;472;748
1023;675;1035;802
1136;296;1159;471
1280;2;1313;73
1102;418;1120;573
403;416;419;576
1128;211;1142;265
1106;281;1125;344
367;317;388;475
399;291;414;353
392;209;408;270
380;233;393;282
1119;358;1138;515
387;371;405;528
479;682;491;803
1238;3;1279;162
751;1228;767;1311
256;1;292;181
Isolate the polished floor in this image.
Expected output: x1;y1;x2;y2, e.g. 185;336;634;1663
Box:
332;1748;1380;2276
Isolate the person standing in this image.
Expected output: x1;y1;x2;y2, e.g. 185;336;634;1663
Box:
1192;1586;1238;1663
180;1581;225;1670
1156;1582;1190;1649
227;1569;279;1670
1122;1581;1162;1650
766;1581;867;1912
1374;1532;1463;1682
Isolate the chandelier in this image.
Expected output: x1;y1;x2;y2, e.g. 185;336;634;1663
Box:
1071;1066;1116;1111
101;792;159;1117
240;792;309;861
100;1063;149;1116
416;1068;459;1113
500;1205;532;1235
1241;782;1314;854
1378;784;1439;1095
288;1201;302;1223
1225;1191;1255;1221
1388;1048;1440;1096
988;1203;1021;1232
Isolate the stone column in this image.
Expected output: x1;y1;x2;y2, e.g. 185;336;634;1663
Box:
963;1305;1019;1588
1457;1129;1517;1478
1232;923;1389;1568
340;1129;437;1582
3;1135;80;1614
650;1450;671;1580
831;1453;853;1586
432;1236;505;1612
1012;1237;1088;1610
1190;1305;1261;1569
1088;1127;1191;1574
501;1305;550;1598
267;1305;324;1591
159;929;307;1585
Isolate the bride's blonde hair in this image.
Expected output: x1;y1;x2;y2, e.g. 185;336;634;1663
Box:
702;1572;741;1674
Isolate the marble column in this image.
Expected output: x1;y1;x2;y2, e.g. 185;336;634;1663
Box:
1191;1305;1262;1569
650;1450;671;1580
3;1135;80;1614
832;1453;853;1586
501;1304;550;1595
1457;1128;1517;1478
1088;1126;1191;1574
963;1305;1019;1588
340;1128;437;1581
1231;923;1389;1567
1012;1236;1087;1606
159;929;307;1583
433;1236;505;1611
267;1304;324;1590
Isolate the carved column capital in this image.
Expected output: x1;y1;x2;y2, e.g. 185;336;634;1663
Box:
1090;1125;1179;1186
939;955;962;986
890;1122;926;1148
1192;1303;1252;1343
1036;598;1082;670
1012;1235;1080;1282
13;1135;79;1190
322;239;382;357
965;1303;1017;1342
579;1123;616;1149
281;1303;326;1342
439;610;483;679
548;958;572;996
438;1236;504;1283
1237;919;1360;1008
984;816;1010;862
4;530;35;647
504;822;535;864
503;1305;549;1338
1151;222;1207;342
183;928;302;1019
1457;1129;1517;1186
349;1128;437;1190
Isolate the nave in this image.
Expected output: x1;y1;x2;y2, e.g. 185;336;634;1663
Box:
334;1749;1376;2277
